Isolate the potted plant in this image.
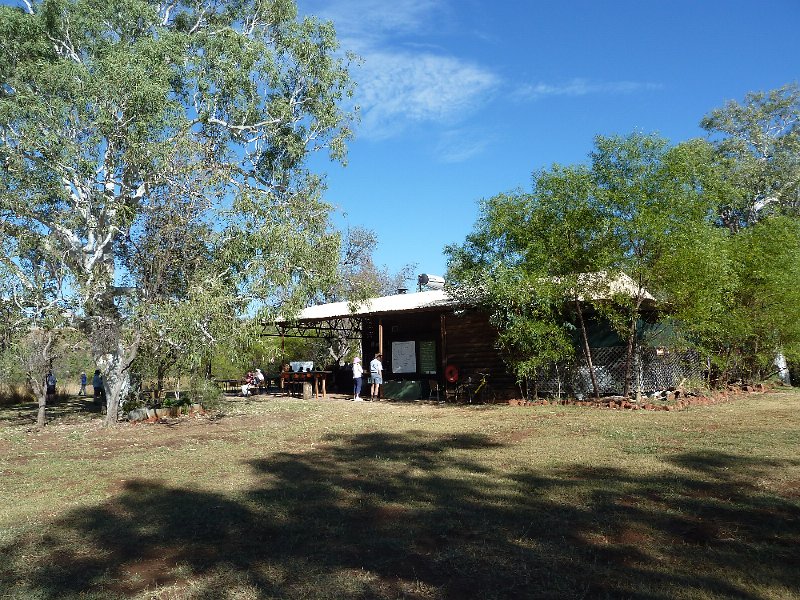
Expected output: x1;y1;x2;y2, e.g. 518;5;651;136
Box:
154;395;171;418
163;395;182;417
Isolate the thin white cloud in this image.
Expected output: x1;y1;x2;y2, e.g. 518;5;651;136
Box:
302;0;441;40
515;78;663;101
356;51;499;140
300;0;500;141
435;129;493;163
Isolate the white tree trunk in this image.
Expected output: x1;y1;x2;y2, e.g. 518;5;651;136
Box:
775;353;791;385
97;339;136;426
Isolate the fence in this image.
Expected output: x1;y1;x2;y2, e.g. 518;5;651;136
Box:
534;346;701;399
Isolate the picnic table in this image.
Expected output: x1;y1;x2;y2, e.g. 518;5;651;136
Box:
280;371;331;399
215;379;242;394
215;377;280;395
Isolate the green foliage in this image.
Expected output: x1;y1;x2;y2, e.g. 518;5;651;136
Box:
708;217;800;380
0;0;356;420
701;83;800;230
591;133;718;295
448;109;800;389
447;132;718;390
189;377;222;410
120;395;145;414
494;305;575;383
695;85;800;381
445;179;588;384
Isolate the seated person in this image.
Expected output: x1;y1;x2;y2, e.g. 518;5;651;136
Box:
241;371;255;396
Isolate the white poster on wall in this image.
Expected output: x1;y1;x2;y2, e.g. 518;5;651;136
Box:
391;341;417;373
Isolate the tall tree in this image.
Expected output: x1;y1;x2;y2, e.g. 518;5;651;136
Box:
715;217;800;383
127;190;238;395
697;85;800;382
701;83;800;231
519;165;617;398
0;0;354;424
447;133;722;398
0;230;70;426
445;186;587;397
591;133;719;396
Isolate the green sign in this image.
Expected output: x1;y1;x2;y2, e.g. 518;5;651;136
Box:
419;340;436;375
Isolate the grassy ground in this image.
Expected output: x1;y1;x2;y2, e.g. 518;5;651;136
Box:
1;390;798;599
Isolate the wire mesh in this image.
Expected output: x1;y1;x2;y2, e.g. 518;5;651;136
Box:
534;346;700;398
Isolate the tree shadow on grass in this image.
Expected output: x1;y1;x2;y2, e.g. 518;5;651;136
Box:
1;435;798;599
512;451;800;598
0;395;101;426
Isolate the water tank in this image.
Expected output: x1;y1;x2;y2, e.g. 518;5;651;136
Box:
417;274;445;290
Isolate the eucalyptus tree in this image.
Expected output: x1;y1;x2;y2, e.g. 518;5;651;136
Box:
701;83;800;231
0;0;354;423
699;85;800;382
127;190;238;395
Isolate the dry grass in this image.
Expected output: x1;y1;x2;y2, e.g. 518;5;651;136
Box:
1;390;799;599
0;383;34;407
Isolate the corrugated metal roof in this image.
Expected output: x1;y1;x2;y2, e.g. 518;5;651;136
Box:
294;289;458;321
288;272;653;323
574;272;655;301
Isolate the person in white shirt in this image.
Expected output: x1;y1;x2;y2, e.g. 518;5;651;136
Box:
352;357;364;401
254;368;266;393
369;353;383;400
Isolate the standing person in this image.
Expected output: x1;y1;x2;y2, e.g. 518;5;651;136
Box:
45;370;57;402
79;372;87;396
369;353;383;401
280;362;290;392
254;368;266;394
92;369;103;405
352;357;364;401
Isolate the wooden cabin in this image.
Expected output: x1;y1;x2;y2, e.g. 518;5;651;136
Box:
277;275;699;401
277;290;517;400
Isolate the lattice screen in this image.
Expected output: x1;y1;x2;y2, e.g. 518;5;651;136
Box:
534;346;700;398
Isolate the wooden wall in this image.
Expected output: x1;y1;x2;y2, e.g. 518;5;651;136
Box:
442;310;517;399
360;308;518;400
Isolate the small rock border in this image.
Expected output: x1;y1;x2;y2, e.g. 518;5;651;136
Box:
507;383;773;411
127;404;206;423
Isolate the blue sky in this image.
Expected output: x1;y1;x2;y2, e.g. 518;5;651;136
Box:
299;0;800;281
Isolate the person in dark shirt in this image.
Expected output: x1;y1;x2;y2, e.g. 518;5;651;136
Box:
92;369;103;404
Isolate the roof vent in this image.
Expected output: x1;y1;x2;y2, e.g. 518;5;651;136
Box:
417;274;445;290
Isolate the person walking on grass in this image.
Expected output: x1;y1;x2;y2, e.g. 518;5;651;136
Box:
92;369;103;405
369;353;383;401
352;357;364;401
79;372;87;396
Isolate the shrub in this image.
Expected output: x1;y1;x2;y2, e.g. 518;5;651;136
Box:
121;395;146;413
190;378;222;410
